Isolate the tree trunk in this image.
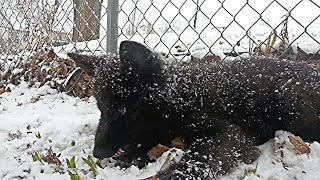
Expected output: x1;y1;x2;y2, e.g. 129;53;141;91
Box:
73;0;102;41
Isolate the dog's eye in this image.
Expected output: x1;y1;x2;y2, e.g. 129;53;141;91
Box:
118;107;126;115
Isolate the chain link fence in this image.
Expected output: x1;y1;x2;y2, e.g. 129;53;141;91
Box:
0;0;320;94
0;0;320;59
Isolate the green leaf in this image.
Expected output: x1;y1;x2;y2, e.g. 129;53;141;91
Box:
35;132;41;139
243;168;249;177
66;156;76;168
32;152;42;163
71;140;75;146
82;155;97;173
68;170;80;180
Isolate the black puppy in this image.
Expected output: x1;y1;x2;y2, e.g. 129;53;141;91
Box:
68;41;320;179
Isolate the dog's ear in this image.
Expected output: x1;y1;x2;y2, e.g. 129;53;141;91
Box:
67;53;95;76
119;41;165;86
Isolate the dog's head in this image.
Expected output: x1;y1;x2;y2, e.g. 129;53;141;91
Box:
68;41;166;159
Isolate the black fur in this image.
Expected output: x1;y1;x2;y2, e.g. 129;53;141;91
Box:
68;41;320;179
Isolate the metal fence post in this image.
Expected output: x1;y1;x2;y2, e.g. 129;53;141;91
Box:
107;0;119;54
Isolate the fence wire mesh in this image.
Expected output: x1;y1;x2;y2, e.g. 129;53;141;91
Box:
1;0;320;59
0;0;320;95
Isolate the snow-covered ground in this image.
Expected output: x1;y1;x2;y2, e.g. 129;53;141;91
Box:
1;82;320;180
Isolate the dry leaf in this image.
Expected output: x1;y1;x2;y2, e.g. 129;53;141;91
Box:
147;144;170;160
171;137;185;150
0;86;5;94
41;147;64;173
31;96;40;103
288;135;310;155
5;86;11;92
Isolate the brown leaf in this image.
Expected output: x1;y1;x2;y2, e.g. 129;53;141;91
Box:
288;135;310;155
147;144;170;160
65;59;75;66
41;147;64;173
30;96;40;103
8;131;22;141
171;137;185;150
5;86;11;92
46;49;56;60
0;86;5;94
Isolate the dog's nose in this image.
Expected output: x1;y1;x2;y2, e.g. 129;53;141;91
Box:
93;147;116;159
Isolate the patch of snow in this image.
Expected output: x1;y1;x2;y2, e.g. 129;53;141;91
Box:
219;131;320;180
